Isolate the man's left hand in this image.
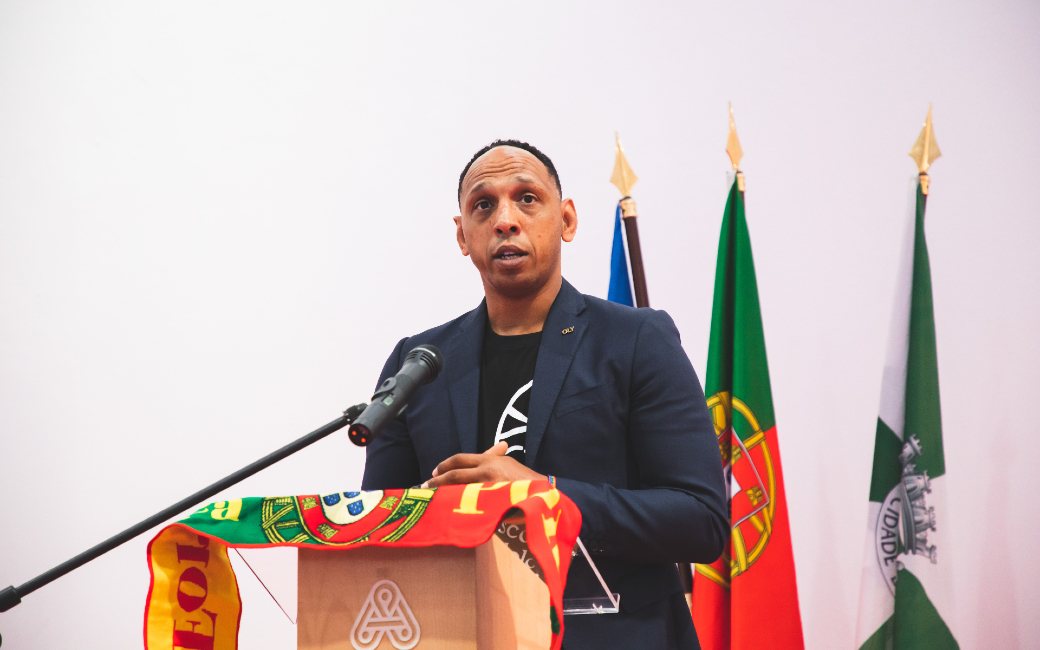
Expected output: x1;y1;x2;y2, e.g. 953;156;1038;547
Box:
422;442;547;488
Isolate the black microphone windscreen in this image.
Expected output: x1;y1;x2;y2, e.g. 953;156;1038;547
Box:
404;344;444;382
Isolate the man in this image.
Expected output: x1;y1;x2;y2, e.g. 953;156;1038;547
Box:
361;140;728;649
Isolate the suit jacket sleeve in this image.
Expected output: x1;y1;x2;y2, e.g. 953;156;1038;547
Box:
555;310;729;564
360;337;423;490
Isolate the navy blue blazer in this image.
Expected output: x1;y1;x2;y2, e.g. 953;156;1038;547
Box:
361;279;728;650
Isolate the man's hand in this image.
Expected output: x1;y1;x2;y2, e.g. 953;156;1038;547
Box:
422;442;547;488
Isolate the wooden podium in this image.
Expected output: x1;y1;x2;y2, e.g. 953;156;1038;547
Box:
298;533;552;650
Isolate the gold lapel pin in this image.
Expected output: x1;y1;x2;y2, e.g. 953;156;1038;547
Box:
562;326;575;335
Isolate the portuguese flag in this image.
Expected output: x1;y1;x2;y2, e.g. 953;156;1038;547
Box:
143;481;580;650
691;176;804;650
853;179;959;649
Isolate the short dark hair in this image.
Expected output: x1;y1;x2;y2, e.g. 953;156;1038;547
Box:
457;139;562;205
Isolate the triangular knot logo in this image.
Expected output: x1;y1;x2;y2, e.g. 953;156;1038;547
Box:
350;579;420;650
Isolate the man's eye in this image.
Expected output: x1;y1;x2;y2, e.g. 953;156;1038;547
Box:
520;195;536;204
475;200;491;210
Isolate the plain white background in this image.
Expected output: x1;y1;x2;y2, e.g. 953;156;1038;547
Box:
1;1;1037;648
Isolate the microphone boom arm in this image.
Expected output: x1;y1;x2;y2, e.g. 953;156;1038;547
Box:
0;403;368;619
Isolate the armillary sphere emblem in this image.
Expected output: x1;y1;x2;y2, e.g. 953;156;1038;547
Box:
696;391;777;587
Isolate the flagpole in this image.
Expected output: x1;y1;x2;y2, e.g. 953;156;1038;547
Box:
611;134;650;308
854;107;951;650
622;208;649;308
686;104;750;610
691;102;806;649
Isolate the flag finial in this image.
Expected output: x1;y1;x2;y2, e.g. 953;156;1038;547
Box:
909;104;941;194
726;103;743;171
610;132;639;198
726;103;745;191
608;133;648;305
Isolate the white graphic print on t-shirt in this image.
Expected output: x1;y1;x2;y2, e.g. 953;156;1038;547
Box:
494;380;533;458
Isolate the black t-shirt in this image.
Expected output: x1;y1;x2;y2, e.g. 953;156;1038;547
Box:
477;326;542;464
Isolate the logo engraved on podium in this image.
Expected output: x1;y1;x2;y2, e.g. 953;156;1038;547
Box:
350;579;420;650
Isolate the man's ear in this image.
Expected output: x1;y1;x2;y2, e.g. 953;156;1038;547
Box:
561;198;578;243
453;215;470;256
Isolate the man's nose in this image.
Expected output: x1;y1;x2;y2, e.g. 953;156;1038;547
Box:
493;203;522;236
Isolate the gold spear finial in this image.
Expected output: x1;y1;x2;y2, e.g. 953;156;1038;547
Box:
726;103;745;191
611;132;639;216
611;132;638;197
909;104;941;194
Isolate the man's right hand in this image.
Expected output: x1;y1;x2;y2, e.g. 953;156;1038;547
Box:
422;442;548;488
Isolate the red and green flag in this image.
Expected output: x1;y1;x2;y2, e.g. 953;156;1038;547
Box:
143;481;580;650
691;174;804;650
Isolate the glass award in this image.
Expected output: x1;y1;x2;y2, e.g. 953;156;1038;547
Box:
494;512;619;616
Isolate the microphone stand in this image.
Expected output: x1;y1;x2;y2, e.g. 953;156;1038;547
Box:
0;403;368;623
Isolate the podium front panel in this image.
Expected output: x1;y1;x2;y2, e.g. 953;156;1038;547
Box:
298;535;550;650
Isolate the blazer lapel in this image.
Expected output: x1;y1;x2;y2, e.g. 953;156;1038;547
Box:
446;300;487;454
525;279;588;468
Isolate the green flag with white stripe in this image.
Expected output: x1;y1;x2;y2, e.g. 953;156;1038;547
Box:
854;177;958;650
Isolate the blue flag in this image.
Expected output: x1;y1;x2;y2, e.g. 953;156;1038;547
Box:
607;205;635;306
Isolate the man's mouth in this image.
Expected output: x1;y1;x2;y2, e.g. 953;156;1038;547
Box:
493;246;528;261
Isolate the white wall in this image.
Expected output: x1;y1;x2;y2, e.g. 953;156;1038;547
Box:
1;1;1037;648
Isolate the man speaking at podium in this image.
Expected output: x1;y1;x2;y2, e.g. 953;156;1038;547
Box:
361;140;728;649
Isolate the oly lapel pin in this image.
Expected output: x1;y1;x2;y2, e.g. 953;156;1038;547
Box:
562;326;575;335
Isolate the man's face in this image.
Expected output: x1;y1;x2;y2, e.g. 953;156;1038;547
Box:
455;147;577;299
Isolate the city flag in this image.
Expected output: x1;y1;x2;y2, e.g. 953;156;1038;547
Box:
853;177;958;649
691;176;804;650
607;204;635;306
144;481;580;650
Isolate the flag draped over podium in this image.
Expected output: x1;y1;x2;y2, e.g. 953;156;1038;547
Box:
144;480;580;650
691;176;804;650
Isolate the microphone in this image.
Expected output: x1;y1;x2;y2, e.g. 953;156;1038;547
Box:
348;344;444;446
